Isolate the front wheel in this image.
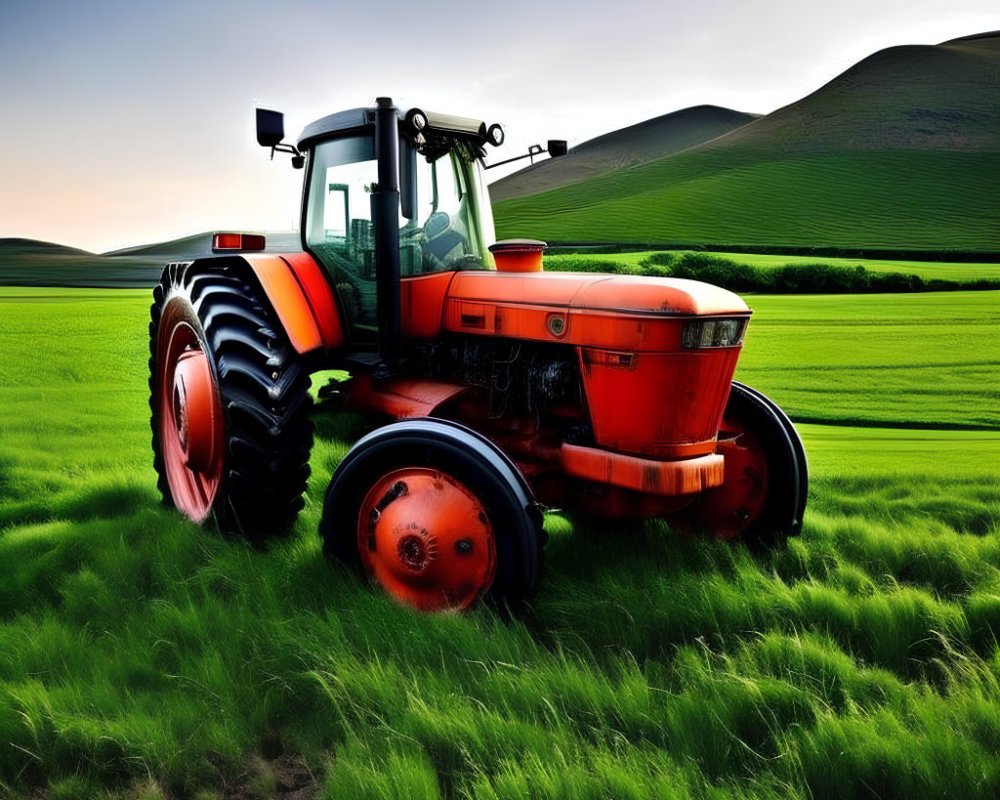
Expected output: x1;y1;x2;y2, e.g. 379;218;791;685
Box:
319;419;543;611
670;381;808;548
149;266;314;541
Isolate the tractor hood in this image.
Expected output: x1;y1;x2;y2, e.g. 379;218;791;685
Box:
432;269;751;353
448;270;749;317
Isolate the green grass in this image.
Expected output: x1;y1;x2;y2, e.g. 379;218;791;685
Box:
545;251;1000;282
1;287;1000;799
735;291;1000;429
496;150;1000;252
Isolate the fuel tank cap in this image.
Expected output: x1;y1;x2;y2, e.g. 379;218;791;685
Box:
488;239;547;272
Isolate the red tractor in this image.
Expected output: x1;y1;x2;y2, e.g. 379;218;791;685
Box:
149;98;807;611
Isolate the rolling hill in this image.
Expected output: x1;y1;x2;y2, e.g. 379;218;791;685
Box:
0;239;151;288
489;105;758;202
0;239;95;258
105;231;301;261
493;33;1000;253
0;232;301;288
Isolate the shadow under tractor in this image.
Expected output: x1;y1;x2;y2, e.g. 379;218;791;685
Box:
149;98;807;611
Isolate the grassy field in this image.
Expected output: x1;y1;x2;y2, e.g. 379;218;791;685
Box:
545;251;1000;282
1;287;999;799
737;292;1000;429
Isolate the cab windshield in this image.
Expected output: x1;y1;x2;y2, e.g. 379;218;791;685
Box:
304;133;496;338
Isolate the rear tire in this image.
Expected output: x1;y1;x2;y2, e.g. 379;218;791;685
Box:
149;265;314;541
320;418;543;611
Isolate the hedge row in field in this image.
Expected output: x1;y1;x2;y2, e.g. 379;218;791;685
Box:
544;251;1000;293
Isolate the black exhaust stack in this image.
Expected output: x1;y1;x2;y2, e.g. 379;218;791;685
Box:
373;97;402;376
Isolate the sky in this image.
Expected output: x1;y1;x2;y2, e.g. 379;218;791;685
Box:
1;0;996;253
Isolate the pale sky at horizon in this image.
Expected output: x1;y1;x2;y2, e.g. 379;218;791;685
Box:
1;0;996;253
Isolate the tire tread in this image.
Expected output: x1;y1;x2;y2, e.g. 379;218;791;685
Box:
149;264;314;541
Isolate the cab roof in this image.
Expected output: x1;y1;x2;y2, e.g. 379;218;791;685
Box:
297;104;491;150
297;107;373;149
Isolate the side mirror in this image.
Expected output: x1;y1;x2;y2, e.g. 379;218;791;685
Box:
547;140;568;158
256;108;285;148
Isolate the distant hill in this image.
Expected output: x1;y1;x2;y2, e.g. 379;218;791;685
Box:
106;232;301;261
0;233;302;288
490;105;758;202
493;33;1000;253
0;238;95;258
0;238;139;288
716;34;1000;153
103;233;215;260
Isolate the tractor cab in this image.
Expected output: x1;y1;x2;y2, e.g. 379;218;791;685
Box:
305;113;496;269
301;106;500;342
260;99;514;352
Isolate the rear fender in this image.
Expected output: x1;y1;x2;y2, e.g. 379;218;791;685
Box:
170;253;345;354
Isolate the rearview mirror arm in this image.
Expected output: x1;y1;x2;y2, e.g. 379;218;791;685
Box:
270;142;305;169
483;141;567;170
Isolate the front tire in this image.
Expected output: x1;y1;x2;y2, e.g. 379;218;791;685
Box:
670;381;807;549
149;265;314;541
319;418;543;611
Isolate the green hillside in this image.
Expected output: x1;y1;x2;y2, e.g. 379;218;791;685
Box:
0;232;301;288
0;239;93;258
489;105;758;202
0;239;156;288
494;34;1000;252
106;231;300;261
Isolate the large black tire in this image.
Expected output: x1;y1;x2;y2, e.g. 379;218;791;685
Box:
149;263;314;541
319;418;543;610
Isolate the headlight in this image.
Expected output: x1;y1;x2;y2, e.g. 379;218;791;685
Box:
487;123;505;146
681;318;747;349
406;109;428;132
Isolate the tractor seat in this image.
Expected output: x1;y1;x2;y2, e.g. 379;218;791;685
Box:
422;211;467;269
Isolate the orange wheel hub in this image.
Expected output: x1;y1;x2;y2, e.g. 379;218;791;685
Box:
670;414;770;540
692;416;769;539
158;303;225;523
357;468;496;611
172;350;220;472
